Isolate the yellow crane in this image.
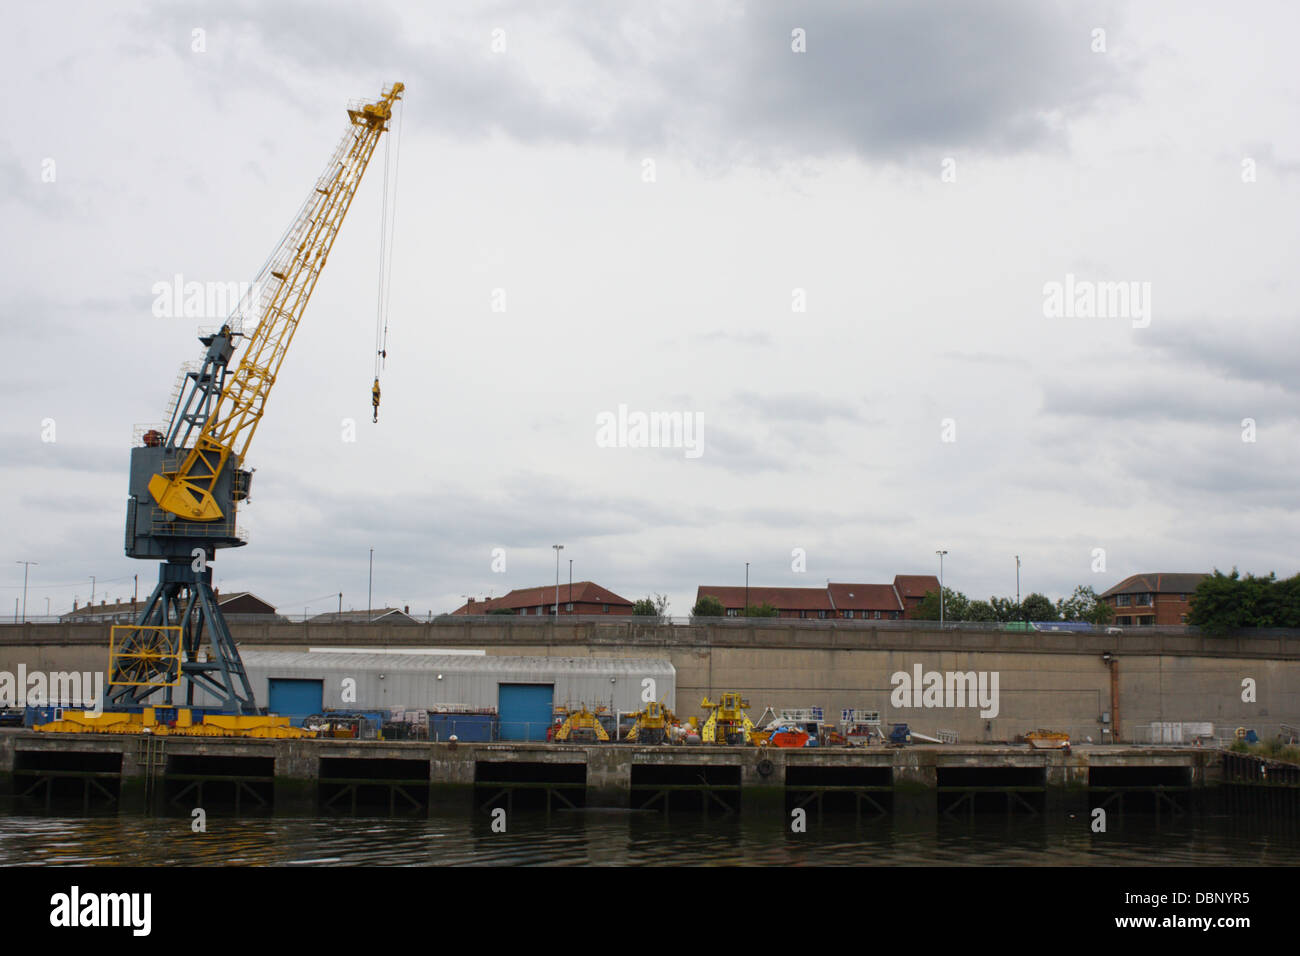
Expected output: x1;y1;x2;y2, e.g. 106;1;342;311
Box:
149;83;405;523
101;82;404;722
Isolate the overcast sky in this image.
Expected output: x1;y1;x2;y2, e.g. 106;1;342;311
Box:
2;0;1298;620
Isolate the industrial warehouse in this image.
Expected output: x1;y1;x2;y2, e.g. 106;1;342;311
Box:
218;651;677;742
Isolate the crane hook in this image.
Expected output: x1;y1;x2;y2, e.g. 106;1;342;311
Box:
371;377;381;423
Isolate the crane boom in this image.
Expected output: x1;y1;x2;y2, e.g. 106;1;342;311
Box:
110;83;404;716
149;82;404;522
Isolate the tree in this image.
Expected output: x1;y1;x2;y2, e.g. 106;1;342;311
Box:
743;602;779;618
913;587;969;621
1188;568;1283;634
989;596;1023;623
1020;592;1057;622
691;595;725;618
634;593;672;620
654;593;671;619
487;608;515;615
1056;585;1113;625
965;599;997;622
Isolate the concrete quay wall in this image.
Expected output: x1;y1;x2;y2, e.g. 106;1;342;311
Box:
2;621;1297;743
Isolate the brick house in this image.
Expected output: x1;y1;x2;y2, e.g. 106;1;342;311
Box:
61;590;280;623
694;574;940;620
893;575;941;618
452;581;634;616
694;586;836;620
1100;573;1209;626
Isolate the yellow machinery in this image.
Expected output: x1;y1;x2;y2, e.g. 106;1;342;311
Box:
553;704;610;743
699;693;754;745
625;700;678;744
34;707;313;739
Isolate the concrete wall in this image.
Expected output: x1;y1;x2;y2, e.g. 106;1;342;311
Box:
2;621;1297;741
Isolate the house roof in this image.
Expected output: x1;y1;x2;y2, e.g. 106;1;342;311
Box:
216;591;276;610
308;607;419;624
696;586;833;612
1100;573;1209;598
893;574;941;599
451;581;633;614
61;599;140;620
828;583;902;611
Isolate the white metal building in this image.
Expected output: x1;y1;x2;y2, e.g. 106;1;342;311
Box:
217;651;676;736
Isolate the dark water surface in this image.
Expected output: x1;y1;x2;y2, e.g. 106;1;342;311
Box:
0;811;1297;865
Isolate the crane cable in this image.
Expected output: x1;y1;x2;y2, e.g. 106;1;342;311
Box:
372;96;403;422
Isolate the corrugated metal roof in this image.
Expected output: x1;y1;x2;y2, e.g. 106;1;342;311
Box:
239;650;674;674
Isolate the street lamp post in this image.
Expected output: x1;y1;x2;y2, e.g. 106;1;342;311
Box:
936;550;948;626
368;548;374;623
745;562;749;617
15;561;37;624
1015;555;1021;605
553;544;564;615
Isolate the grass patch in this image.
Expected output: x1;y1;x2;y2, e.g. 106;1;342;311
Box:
1229;738;1300;765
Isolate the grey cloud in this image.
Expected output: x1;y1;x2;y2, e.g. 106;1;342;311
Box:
139;0;1129;165
1040;379;1298;426
1140;319;1300;396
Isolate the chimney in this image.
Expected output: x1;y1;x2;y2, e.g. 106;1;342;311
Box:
468;597;476;605
404;605;410;614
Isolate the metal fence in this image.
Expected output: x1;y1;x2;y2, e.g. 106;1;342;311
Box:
10;613;1300;639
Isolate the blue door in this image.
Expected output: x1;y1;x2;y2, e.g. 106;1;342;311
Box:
498;683;553;741
268;678;324;727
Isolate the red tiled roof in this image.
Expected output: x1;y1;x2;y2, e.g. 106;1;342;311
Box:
828;583;902;611
696;586;832;611
453;581;632;614
1100;573;1209;598
893;574;940;598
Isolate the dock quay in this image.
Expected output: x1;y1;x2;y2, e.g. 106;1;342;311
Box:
5;729;1288;820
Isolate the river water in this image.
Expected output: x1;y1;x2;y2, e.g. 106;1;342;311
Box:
0;811;1296;866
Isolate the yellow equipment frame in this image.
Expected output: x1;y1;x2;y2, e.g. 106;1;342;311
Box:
109;624;182;687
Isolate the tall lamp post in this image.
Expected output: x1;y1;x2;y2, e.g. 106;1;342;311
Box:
1015;555;1021;605
15;561;36;623
745;562;750;617
368;548;374;623
936;550;948;626
552;544;564;615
